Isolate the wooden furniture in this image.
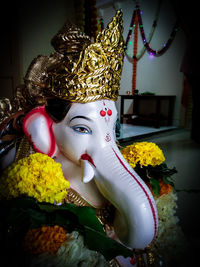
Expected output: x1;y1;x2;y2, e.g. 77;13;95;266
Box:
119;94;176;128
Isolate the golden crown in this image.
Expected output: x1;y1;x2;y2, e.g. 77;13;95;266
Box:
46;10;125;103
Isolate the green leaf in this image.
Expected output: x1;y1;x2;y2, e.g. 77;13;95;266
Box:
1;197;133;261
83;226;133;261
150;179;160;197
27;208;47;228
134;163;177;188
5;195;38;209
38;202;105;234
162;176;175;187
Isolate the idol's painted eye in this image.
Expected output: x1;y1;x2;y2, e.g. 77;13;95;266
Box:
71;125;92;135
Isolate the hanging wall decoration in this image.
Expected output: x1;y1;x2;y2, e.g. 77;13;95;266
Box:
124;0;179;93
138;10;180;57
125;0;162;62
97;15;104;31
124;0;180;59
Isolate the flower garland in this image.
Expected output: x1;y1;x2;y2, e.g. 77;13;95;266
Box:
152;191;187;266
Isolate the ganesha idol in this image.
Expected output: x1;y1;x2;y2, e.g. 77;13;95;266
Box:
0;11;158;266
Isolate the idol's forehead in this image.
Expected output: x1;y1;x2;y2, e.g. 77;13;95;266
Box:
66;100;117;120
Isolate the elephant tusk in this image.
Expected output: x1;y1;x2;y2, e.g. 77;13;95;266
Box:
80;159;95;183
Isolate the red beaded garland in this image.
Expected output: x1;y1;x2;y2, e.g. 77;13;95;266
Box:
132;10;138;94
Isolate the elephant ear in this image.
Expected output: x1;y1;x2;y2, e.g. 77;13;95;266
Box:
23;105;56;157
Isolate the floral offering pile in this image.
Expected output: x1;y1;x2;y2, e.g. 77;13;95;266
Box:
0;142;187;267
0;153;132;267
121;141;177;197
121;141;187;265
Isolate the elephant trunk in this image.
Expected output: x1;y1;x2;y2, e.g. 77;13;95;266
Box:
93;144;158;249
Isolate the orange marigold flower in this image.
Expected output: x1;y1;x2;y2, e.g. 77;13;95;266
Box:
146;179;173;198
23;225;67;255
159;180;173;196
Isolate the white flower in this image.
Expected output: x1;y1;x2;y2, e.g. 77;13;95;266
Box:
152;191;187;265
29;231;109;267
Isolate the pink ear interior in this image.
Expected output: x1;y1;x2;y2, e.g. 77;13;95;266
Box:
23;105;56;157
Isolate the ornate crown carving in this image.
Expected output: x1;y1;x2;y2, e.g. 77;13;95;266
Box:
47;10;125;103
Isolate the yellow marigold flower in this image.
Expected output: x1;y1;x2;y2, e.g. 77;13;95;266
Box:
121;142;165;168
23;225;68;255
0;153;70;204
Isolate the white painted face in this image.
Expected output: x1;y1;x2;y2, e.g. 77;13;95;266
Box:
22;99;159;249
52;100;118;165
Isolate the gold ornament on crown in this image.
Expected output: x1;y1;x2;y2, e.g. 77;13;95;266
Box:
47;10;125;103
